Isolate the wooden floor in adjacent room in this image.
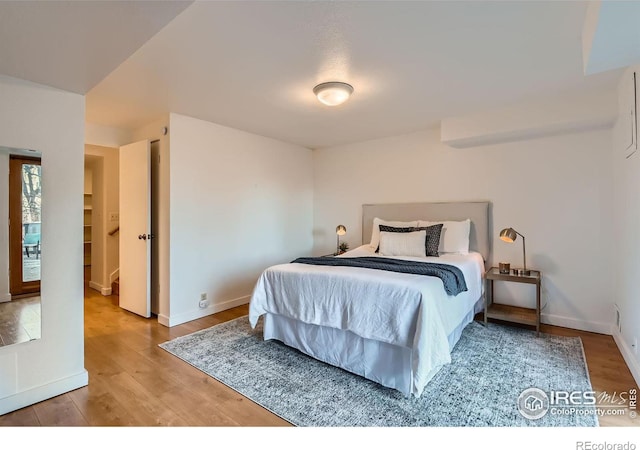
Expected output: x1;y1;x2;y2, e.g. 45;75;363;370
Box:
0;286;637;427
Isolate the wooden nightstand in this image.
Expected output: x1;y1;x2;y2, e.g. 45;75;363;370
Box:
484;267;541;336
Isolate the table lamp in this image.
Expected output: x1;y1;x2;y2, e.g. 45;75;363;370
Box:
336;225;346;255
499;227;530;276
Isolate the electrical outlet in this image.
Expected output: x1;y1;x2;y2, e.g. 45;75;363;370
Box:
109;212;119;222
200;293;207;301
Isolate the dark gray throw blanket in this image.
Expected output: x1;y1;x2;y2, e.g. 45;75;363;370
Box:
290;256;468;296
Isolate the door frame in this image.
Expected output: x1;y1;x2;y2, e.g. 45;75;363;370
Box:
9;155;42;297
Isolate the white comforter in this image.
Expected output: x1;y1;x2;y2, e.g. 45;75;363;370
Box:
249;245;485;396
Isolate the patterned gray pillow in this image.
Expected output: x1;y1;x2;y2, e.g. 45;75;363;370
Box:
378;223;443;257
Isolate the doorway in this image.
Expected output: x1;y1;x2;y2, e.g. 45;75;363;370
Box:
84;160;94;287
8;155;41;297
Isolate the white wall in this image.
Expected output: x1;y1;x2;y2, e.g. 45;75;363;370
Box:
167;113;313;326
85;145;120;294
85;122;133;148
83;165;93;194
313;127;613;334
0;75;87;415
612;65;640;385
441;89;616;148
0;153;9;303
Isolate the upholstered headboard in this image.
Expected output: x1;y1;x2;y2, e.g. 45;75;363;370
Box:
362;201;491;262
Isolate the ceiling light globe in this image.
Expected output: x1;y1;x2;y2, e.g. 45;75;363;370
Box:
313;82;354;106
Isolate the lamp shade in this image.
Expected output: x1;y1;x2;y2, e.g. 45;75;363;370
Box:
313;82;354;106
499;227;517;243
336;225;347;236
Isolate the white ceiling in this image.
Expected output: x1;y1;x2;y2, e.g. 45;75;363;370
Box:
0;1;626;149
0;1;191;94
583;1;640;75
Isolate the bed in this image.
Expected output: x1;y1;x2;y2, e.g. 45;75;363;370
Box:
249;201;490;397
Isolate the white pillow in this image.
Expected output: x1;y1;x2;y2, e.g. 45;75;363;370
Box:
369;218;418;250
417;219;471;254
378;230;427;257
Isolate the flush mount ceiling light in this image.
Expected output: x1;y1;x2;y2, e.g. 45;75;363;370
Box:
313;81;354;106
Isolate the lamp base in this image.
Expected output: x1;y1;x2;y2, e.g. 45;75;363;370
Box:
512;268;531;276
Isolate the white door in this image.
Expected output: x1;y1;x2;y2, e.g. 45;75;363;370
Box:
119;140;151;318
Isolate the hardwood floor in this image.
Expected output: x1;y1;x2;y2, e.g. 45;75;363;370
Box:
531;322;638;427
0;295;40;347
0;287;638;427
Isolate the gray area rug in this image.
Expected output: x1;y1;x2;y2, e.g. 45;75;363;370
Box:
159;316;598;427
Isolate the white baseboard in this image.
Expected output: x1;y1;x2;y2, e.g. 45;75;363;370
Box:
162;295;251;328
541;313;612;335
612;329;640;388
89;281;112;296
157;313;170;327
0;369;89;416
0;292;10;303
109;268;119;285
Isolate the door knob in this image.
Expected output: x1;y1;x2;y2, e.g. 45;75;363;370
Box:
138;234;147;240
